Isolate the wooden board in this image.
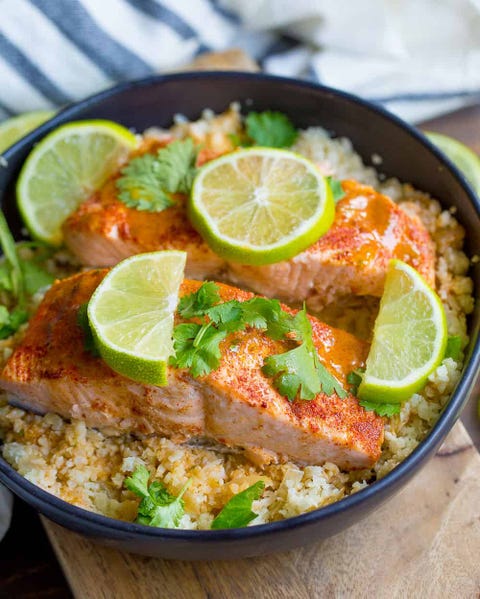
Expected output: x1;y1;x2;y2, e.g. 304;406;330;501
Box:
43;422;480;599
40;51;480;597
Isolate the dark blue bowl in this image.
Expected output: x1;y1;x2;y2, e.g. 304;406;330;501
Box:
1;72;479;560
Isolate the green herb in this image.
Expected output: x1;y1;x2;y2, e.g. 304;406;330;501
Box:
346;368;365;395
211;481;265;529
326;176;346;203
0;210;24;302
116;139;197;212
358;399;401;417
0;306;28;340
263;308;347;401
177;280;221;318
444;335;462;361
76;303;99;357
21;258;55;295
172;283;346;402
171;322;227;377
124;465;190;529
245;111;298;148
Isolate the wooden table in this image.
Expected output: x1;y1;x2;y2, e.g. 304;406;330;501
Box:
1;104;479;599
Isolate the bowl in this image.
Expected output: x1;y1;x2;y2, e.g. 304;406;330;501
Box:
0;72;479;560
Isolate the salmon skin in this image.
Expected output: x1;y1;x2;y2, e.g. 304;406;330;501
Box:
63;146;435;309
0;273;384;469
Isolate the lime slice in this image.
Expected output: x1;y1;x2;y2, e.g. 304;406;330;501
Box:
425;131;480;195
188;147;335;265
0;110;54;153
88;251;186;386
17;120;138;246
358;259;447;404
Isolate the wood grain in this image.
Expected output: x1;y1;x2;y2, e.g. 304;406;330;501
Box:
43;422;480;599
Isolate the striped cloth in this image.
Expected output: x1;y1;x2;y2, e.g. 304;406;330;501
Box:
1;0;480;123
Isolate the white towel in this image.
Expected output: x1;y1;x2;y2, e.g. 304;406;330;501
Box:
0;0;479;123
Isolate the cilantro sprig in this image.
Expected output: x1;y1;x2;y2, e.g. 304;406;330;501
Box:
263;308;347;401
211;481;265;529
124;465;191;529
126;467;265;530
171;282;346;402
245;111;298;148
326;176;346;203
0;211;54;339
116;139;197;212
346;368;401;417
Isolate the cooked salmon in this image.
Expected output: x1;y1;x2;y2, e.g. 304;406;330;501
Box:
228;180;436;309
0;272;383;469
63;153;435;308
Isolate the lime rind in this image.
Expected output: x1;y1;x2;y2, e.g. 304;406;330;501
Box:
88;251;186;386
358;259;448;404
16;120;138;246
0;110;55;154
425;131;480;196
188;147;335;265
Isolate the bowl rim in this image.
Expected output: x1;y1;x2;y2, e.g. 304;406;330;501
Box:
1;70;479;541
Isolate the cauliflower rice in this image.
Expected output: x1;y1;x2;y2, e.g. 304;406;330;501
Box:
0;108;474;529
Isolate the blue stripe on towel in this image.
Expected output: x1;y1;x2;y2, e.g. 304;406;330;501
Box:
125;0;207;43
0;32;70;104
31;0;152;79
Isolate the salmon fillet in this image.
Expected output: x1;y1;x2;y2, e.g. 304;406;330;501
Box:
228;180;436;309
63;158;435;308
0;272;384;469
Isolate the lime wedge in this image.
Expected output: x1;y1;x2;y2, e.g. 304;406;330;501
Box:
17;120;138;246
358;259;447;404
0;110;54;153
188;147;335;265
88;251;186;386
425;131;480;195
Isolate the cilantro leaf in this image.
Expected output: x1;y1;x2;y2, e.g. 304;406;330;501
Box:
346;368;365;396
125;466;190;529
116;139;197;212
358;399;401;417
263;308;346;401
76;303;99;357
444;335;462;361
0;210;24;302
326;176;346;203
178;281;221;319
0;306;28;340
156;138;197;194
171;322;227;377
263;343;320;401
245;111;298;148
0;263;12;293
240;297;294;339
124;464;150;497
21;260;55;295
117;154;175;212
211;481;265;529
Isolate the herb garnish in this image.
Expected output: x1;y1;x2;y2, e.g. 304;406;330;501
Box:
125;465;191;529
245;111;298;148
346;367;401;417
326;176;346;203
358;399;401;417
116;139;197;212
263;308;347;401
211;481;265;529
444;335;462;361
170;282;346;402
0;211;54;339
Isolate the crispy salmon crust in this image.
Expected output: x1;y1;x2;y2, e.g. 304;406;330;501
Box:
63;147;435;309
0;273;384;469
